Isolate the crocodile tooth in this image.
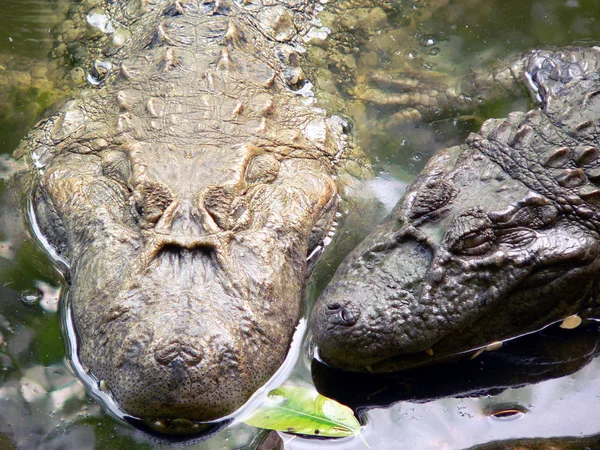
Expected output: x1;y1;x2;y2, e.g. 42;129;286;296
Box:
541;146;570;168
485;341;503;351
554;168;587;187
585;167;600;183
579;185;600;206
560;315;583;329
574;146;598;165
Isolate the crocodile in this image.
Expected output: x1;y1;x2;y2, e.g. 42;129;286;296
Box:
312;46;600;372
13;0;372;430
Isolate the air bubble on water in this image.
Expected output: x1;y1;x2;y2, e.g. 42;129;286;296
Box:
21;289;42;307
422;36;437;47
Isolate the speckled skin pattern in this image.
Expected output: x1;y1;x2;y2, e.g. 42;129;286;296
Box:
312;47;600;372
15;0;364;425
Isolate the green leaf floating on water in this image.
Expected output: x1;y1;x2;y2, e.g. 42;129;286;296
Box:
243;385;361;437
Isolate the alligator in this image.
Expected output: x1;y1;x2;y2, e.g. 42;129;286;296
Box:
312;46;600;372
12;0;374;430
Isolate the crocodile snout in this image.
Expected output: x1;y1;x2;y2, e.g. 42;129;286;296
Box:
103;327;248;422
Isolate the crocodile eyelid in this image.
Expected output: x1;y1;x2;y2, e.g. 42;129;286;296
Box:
450;229;495;256
408;176;456;219
494;204;559;229
444;206;495;256
101;150;132;184
136;181;174;224
244;153;280;185
495;228;537;248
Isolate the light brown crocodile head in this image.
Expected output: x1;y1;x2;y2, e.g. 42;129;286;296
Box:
22;0;351;427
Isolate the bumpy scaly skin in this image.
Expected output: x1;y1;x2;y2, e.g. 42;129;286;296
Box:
312;47;600;371
16;0;356;425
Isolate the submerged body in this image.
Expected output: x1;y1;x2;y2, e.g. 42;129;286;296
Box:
312;47;600;371
17;0;358;426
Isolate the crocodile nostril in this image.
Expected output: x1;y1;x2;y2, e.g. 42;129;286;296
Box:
326;302;359;327
340;307;359;326
154;341;203;366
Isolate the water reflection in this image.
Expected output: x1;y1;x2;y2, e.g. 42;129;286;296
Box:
308;325;600;449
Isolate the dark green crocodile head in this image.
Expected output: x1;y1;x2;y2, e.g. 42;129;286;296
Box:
312;48;600;371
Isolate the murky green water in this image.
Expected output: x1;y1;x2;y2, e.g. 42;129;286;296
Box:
3;0;600;449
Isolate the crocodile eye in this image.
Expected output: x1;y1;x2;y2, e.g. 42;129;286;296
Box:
245;153;280;185
203;186;233;230
457;231;494;256
135;181;173;224
101;150;131;183
203;185;251;230
445;207;494;256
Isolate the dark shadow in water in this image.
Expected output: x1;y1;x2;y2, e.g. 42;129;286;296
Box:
312;323;600;410
123;417;232;446
466;433;600;450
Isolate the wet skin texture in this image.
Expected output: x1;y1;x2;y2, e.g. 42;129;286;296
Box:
312;47;600;372
16;0;359;426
